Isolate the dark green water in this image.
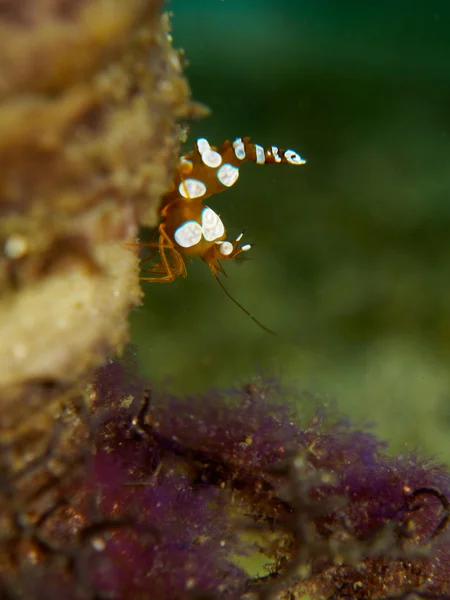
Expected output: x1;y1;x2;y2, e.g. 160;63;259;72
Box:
131;1;450;460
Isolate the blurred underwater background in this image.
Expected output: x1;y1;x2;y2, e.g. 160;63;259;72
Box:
130;0;450;461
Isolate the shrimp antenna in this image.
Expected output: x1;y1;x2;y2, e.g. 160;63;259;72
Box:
214;274;276;336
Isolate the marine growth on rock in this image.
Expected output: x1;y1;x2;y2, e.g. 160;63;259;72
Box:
3;347;448;600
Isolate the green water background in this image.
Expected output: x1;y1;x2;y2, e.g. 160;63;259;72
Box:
131;0;450;461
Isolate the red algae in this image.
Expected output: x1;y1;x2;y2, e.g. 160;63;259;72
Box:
2;348;449;599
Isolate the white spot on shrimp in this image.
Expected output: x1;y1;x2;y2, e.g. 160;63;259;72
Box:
174;220;203;248
271;146;282;163
235;232;244;242
196;138;211;155
178;178;206;199
255;144;265;164
241;244;252;252
232;137;246;160
217;241;233;256
202;206;225;241
284;149;306;165
201;149;222;168
217;163;239;187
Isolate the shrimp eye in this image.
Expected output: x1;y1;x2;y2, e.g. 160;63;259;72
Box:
216;241;233;256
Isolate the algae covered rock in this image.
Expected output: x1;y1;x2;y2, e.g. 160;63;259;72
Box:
0;2;194;596
0;0;191;393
